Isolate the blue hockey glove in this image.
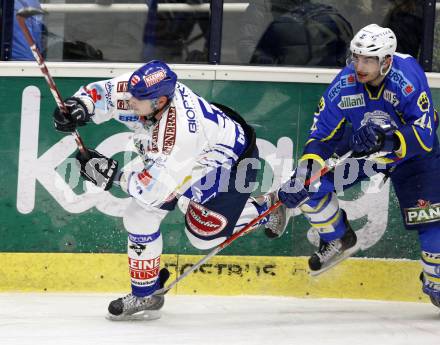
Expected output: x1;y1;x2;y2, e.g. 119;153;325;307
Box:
75;149;118;191
278;159;322;209
351;123;398;157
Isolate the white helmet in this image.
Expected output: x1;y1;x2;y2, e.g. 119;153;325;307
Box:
350;24;397;62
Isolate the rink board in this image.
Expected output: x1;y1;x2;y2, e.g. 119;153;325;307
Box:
0;64;438;302
0;253;428;303
1;73;437;259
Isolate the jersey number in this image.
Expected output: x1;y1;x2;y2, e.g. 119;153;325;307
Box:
414;113;432;134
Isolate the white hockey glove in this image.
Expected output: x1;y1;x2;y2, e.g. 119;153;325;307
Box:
75;149;118;190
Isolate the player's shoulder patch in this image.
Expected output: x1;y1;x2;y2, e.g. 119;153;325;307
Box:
417;91;430;112
327;71;356;102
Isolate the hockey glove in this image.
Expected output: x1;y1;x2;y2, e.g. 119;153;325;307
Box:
53;97;94;133
278;159;322;209
75;149;118;191
351;123;398;157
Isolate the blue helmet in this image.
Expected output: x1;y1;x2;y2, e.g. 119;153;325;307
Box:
128;60;177;101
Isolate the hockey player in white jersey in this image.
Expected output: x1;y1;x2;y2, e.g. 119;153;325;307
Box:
53;60;288;320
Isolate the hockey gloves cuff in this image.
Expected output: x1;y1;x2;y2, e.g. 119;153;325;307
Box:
53;97;95;133
278;159;322;209
76;149;118;191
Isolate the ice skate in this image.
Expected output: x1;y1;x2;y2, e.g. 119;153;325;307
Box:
106;268;169;321
309;211;360;276
420;272;440;309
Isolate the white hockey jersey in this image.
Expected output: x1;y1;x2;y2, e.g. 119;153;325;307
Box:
74;73;248;207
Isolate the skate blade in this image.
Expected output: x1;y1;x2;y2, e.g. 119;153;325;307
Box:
309;243;361;277
106;310;161;321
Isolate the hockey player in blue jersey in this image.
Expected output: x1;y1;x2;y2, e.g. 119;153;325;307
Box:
269;24;440;309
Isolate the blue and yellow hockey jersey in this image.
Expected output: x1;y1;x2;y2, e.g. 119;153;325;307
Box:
303;53;439;167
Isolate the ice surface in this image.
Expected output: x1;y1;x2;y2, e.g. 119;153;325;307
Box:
0;294;438;345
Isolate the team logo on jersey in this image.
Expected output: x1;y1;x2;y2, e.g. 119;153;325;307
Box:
361;110;397;128
338;93;365;109
388;68;415;96
143;70;166;87
383;89;400;107
185;201;228;237
117;81;128;92
328;74;356;101
417;91;430;112
162;107;177;155
404;199;440;225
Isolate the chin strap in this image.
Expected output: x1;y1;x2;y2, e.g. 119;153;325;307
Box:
379;56;393;76
141;99;171;128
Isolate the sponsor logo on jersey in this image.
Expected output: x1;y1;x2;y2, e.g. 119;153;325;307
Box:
104;81;114;108
388;68;415;96
186;201;228;237
118;114;138;121
117;100;132;111
162;107;177;155
150;123;159;153
383;89;400;107
338;93;365;109
178;84;197;133
417;91;430;112
85;86;102;103
143;70;166;87
404;199;440;225
129;257;160;280
328;73;356;101
117;81;128;92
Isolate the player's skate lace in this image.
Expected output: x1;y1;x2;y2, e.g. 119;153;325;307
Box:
315;240;341;262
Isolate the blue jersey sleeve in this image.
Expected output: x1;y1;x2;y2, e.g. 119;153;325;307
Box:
392;60;437;160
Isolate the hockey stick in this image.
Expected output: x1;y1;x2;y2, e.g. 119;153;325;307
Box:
16;7;89;158
155;150;354;295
